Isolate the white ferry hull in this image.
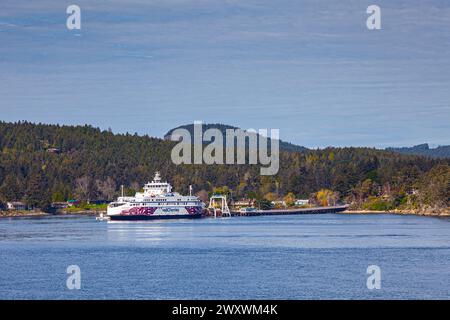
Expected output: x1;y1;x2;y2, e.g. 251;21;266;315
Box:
109;212;202;221
107;205;204;221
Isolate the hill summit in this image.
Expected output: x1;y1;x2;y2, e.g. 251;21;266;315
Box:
164;123;308;153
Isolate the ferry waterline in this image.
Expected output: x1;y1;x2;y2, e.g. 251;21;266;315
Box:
107;172;205;220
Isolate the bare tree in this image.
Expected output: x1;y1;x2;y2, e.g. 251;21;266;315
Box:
75;176;91;203
95;177;116;201
196;189;209;203
130;181;140;192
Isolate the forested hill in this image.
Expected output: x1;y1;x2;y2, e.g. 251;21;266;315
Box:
164;123;308;153
0;121;449;213
386;144;450;158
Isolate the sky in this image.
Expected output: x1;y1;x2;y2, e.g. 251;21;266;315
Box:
0;0;449;148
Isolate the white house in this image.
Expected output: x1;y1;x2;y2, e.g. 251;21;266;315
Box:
295;199;309;206
6;202;27;210
271;200;286;207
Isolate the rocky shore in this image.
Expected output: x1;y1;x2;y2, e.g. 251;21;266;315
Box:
343;208;450;217
0;210;101;218
1;208;448;218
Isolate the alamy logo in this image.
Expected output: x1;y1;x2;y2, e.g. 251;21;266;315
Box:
366;5;381;30
170;121;279;175
366;265;381;290
66;265;81;290
66;5;81;30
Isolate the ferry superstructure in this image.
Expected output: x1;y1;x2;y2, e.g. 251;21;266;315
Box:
107;172;204;220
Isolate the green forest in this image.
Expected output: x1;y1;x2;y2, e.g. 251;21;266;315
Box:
0;121;449;213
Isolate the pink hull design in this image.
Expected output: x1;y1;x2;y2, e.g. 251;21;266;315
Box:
185;206;202;215
119;206;202;216
121;207;157;216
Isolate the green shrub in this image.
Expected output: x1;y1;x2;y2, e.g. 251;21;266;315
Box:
362;197;394;211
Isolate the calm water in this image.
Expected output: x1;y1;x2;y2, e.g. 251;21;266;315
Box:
0;213;449;299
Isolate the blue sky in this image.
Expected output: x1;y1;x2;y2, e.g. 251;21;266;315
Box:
0;0;449;148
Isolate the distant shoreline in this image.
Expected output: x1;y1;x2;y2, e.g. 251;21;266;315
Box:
0;210;100;219
1;209;449;218
343;209;450;217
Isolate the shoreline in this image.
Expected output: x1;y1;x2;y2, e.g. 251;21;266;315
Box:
342;209;450;217
1;208;448;218
0;210;102;219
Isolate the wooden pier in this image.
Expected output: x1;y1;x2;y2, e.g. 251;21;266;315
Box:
229;205;348;217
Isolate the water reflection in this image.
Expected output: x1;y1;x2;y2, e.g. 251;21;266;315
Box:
107;221;166;243
0;214;449;299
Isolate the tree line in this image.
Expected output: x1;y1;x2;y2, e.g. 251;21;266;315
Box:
0;121;448;213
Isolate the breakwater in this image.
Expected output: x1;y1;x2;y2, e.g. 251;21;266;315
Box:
230;205;349;217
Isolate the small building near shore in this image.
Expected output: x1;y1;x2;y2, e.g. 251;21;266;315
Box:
67;199;79;207
51;202;68;209
232;198;255;209
271;200;286;208
6;202;27;211
295;199;309;206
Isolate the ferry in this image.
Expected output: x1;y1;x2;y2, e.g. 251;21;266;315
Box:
107;172;205;220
